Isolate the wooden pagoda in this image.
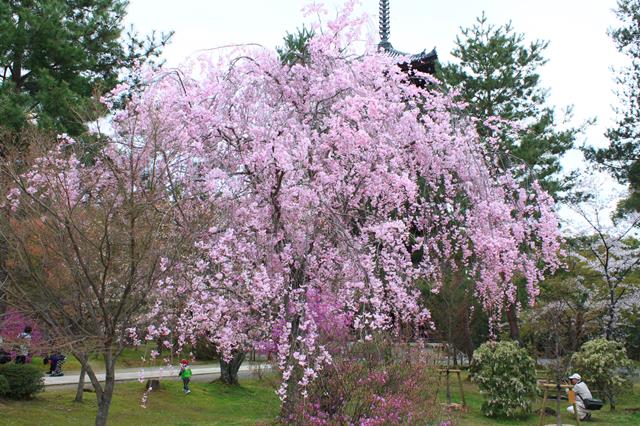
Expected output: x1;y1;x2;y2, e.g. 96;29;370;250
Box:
378;0;438;78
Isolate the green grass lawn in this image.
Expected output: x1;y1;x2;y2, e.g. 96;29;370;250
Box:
1;371;639;425
442;374;640;425
0;379;279;426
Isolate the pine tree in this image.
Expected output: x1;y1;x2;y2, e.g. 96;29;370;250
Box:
439;14;578;341
584;0;640;215
0;0;171;148
277;26;314;66
439;13;577;198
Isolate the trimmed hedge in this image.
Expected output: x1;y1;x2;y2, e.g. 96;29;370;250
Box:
0;363;44;399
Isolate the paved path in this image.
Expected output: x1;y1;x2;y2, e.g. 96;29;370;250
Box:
44;363;271;387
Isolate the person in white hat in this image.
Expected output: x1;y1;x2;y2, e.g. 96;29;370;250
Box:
567;373;593;420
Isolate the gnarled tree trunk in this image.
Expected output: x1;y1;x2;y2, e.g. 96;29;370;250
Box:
219;351;245;385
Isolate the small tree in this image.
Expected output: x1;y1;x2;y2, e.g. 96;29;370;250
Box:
571;338;632;410
470;340;537;418
569;181;640;340
0;106;195;425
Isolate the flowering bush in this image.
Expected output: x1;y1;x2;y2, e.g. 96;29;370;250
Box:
0;309;43;347
470;340;537;418
571;338;632;409
282;336;449;425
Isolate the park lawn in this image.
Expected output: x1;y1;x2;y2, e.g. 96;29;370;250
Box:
0;379;279;426
440;373;640;425
2;370;639;425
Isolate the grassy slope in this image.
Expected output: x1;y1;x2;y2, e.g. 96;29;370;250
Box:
0;380;279;426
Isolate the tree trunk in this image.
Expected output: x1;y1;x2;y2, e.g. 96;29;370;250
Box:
605;294;616;340
608;390;616;411
95;385;114;426
95;355;116;426
573;309;585;351
74;355;105;426
461;295;474;361
75;361;87;403
506;302;521;344
281;364;303;418
555;385;562;426
219;351;245;385
0;237;8;318
280;313;303;418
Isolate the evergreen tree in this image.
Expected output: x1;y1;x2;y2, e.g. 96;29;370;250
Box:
584;0;640;215
439;14;578;341
439;13;578;198
277;26;314;66
0;0;171;148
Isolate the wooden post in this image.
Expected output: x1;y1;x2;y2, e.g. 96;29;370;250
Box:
538;382;575;426
538;386;548;426
438;368;464;409
456;370;466;407
568;389;581;426
445;369;451;404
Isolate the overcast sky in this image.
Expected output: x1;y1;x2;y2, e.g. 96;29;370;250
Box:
125;0;626;173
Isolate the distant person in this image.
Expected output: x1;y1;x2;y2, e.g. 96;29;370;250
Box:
567;373;593;421
44;351;66;376
178;359;192;394
14;326;32;364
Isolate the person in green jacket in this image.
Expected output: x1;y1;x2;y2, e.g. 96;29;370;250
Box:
178;359;192;394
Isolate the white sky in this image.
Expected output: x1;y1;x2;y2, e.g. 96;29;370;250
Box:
125;0;627;176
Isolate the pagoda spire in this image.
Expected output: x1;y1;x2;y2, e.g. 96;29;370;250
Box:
376;0;439;80
379;0;391;49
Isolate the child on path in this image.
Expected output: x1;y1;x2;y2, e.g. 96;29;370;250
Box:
178;359;192;394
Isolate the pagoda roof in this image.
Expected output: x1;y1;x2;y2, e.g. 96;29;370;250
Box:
378;0;438;76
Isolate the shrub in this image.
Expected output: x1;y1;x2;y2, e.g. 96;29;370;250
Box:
571;338;632;410
470;340;537;418
0;363;44;399
0;374;9;396
282;337;448;425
